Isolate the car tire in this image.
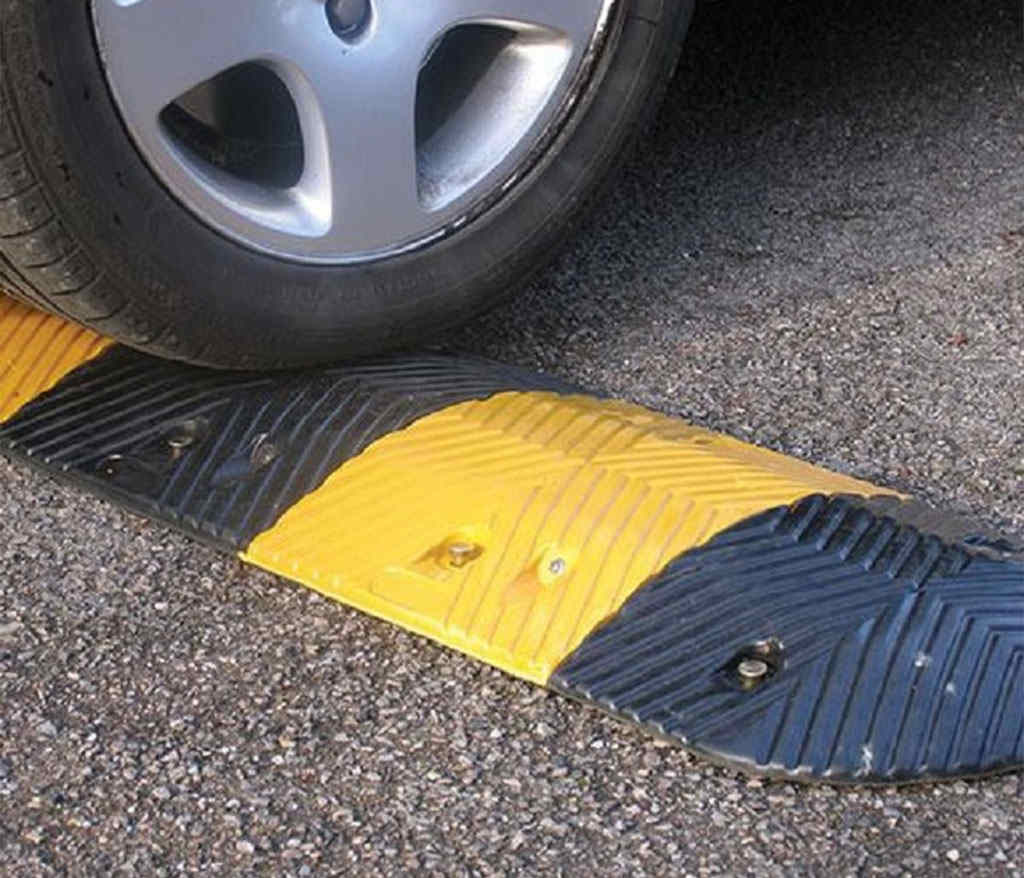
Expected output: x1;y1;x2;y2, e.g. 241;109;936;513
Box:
0;0;692;368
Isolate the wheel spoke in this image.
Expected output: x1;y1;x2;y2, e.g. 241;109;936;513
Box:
283;30;425;253
93;0;286;120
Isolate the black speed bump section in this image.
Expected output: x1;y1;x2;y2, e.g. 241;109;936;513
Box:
0;346;574;548
552;495;1024;783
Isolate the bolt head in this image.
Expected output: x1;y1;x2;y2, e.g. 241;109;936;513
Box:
737;658;770;681
165;418;206;453
166;430;194;451
250;435;279;469
447;542;481;568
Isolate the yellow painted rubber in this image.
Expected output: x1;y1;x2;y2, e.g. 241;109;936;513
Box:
0;298;110;423
243;391;886;683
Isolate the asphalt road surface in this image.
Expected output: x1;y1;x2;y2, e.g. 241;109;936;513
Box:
2;0;1022;873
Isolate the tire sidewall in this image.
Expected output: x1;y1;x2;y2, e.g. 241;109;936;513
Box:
6;0;692;366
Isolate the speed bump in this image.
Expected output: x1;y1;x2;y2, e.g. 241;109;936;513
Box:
0;296;109;421
1;295;1021;784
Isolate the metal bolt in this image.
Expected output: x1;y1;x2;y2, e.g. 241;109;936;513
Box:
548;558;567;577
250;435;279;470
165;419;206;455
99;454;124;478
737;658;770;682
447;542;481;568
166;428;195;452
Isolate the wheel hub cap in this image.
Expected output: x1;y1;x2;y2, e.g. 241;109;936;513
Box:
326;0;371;37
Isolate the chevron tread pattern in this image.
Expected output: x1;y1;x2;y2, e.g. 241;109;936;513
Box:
3;297;1020;783
552;495;1024;783
0;347;574;547
244;392;879;682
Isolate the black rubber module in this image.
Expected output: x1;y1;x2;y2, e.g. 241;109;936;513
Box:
0;347;576;549
552;495;1024;784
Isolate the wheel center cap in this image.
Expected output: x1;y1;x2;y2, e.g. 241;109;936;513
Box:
326;0;371;39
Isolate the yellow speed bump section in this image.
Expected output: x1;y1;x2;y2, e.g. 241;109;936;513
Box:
244;391;886;683
0;297;110;423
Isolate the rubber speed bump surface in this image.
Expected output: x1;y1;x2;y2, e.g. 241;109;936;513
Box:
1;296;1021;784
0;296;109;422
243;392;879;684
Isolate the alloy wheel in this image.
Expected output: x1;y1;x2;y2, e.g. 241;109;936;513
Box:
92;0;616;263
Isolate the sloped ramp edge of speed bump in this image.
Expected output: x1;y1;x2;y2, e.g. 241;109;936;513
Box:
1;294;1022;785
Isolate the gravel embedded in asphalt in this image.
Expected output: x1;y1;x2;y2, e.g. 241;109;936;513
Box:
2;0;1022;873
